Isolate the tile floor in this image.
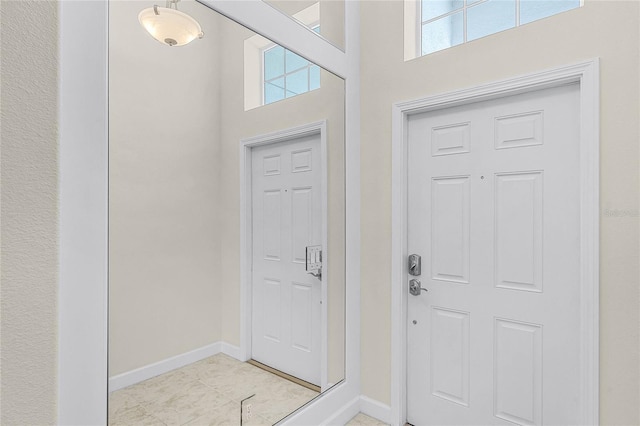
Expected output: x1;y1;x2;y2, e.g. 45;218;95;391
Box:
109;353;388;426
346;414;389;425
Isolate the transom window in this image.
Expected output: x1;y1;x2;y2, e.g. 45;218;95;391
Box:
263;26;321;105
419;0;580;56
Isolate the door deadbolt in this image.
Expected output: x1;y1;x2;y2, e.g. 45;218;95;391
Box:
409;279;427;296
408;254;421;276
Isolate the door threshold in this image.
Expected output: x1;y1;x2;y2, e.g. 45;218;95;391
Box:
247;359;320;393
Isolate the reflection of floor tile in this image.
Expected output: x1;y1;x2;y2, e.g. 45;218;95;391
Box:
141;382;229;425
108;354;319;426
248;378;319;424
185;400;271;426
126;370;195;406
108;405;165;426
109;388;144;418
346;413;390;426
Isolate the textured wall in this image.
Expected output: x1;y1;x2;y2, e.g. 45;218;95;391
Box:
108;0;223;376
0;1;59;424
359;1;640;423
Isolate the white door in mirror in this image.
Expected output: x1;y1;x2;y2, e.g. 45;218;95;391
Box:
251;134;322;386
407;84;582;425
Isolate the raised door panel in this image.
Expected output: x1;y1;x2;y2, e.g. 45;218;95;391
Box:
431;176;470;284
262;279;282;343
431;122;471;157
494;111;543;150
495;172;543;292
262;190;282;261
430;307;470;406
291;282;313;352
494;318;543;426
291;148;313;173
291;187;313;264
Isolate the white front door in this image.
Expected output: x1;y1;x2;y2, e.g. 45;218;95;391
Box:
251;134;322;386
407;84;581;425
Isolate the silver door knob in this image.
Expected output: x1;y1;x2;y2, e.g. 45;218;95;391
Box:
409;279;427;296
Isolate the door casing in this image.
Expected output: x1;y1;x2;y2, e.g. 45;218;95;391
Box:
390;60;600;426
240;121;330;391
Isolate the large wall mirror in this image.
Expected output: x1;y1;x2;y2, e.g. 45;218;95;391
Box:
108;1;346;424
262;0;345;50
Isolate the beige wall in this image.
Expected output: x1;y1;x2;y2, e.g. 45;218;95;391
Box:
108;1;224;375
217;17;346;384
0;1;59;423
359;1;640;423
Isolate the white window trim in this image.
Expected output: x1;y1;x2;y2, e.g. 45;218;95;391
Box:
404;0;421;61
406;0;582;60
245;3;321;110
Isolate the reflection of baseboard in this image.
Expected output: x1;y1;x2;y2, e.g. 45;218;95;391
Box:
360;395;392;424
220;341;241;360
108;341;241;393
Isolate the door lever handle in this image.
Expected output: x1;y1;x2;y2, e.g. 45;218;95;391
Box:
409;279;427;296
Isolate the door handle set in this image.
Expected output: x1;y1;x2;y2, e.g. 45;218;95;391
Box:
409;279;427;296
305;245;322;279
408;254;427;296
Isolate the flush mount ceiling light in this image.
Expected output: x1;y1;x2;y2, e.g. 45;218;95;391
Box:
138;0;204;47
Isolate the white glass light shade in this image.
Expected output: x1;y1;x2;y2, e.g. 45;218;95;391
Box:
138;6;204;47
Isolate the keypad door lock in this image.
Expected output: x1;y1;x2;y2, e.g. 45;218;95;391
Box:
408;254;421;276
306;245;322;279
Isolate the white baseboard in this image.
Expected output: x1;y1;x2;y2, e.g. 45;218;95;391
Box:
109;341;241;392
316;395;391;425
321;395;361;426
221;341;241;360
359;396;392;425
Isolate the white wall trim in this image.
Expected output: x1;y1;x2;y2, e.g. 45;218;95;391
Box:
239;121;329;389
390;59;600;426
319;396;361;426
108;342;241;392
198;0;346;79
58;1;109;424
360;396;392;425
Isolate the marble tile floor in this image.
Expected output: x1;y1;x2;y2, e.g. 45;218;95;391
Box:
345;414;389;426
109;353;389;426
109;353;320;425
